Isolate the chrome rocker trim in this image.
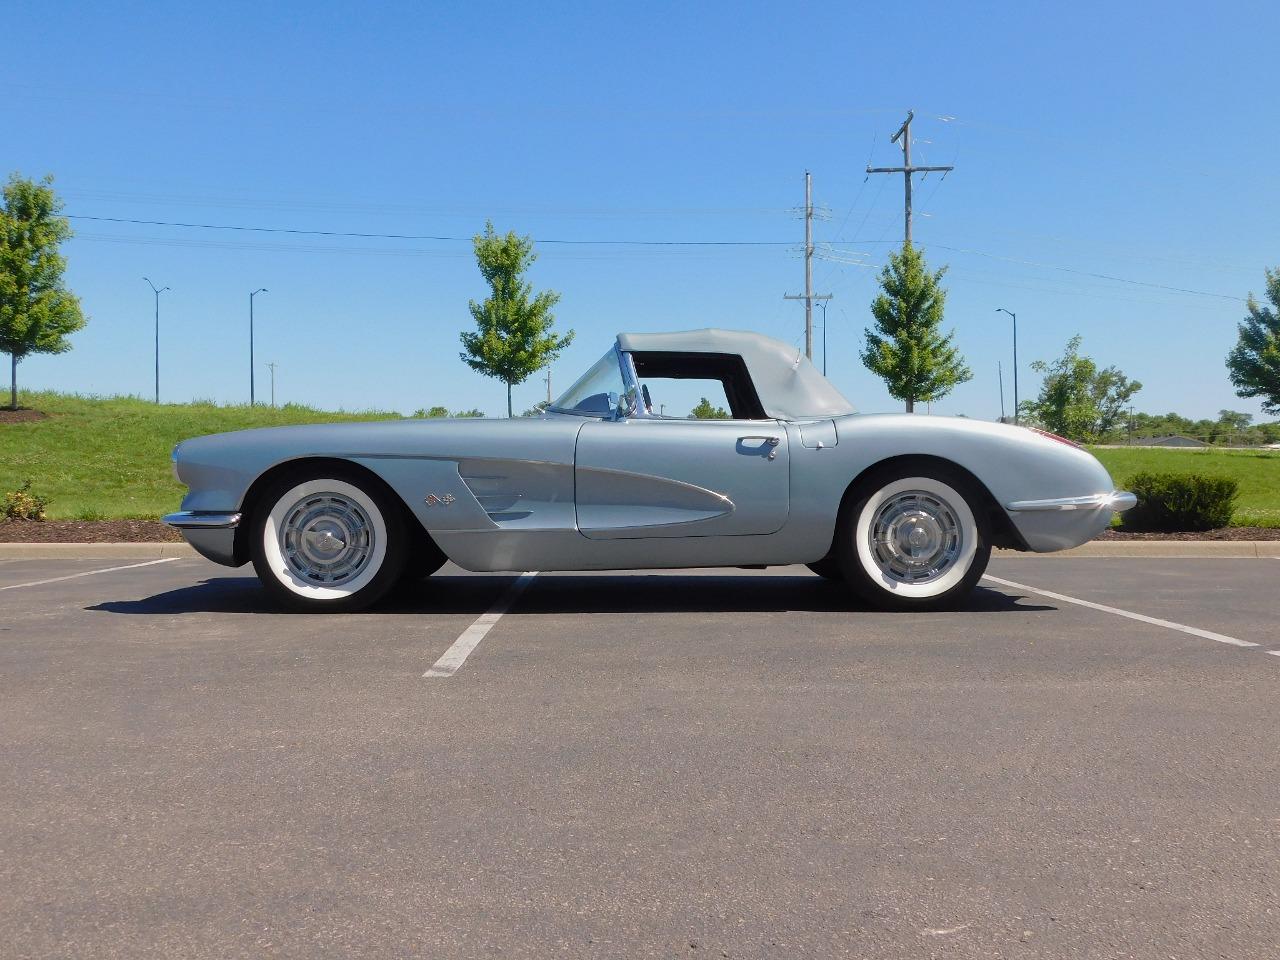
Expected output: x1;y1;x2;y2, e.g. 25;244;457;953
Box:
1006;491;1137;513
162;511;243;529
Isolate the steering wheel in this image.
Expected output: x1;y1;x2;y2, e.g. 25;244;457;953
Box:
641;383;653;415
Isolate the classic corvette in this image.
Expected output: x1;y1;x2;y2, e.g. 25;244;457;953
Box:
165;328;1135;612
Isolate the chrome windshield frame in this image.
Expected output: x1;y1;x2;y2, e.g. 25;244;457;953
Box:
617;345;641;420
546;343;637;420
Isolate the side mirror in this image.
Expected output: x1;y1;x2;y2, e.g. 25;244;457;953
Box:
615;386;638;420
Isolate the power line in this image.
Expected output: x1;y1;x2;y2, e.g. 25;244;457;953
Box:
65;214;794;247
67;213;1249;302
821;242;1245;301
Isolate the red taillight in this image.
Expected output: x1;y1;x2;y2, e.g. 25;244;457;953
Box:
1027;426;1083;449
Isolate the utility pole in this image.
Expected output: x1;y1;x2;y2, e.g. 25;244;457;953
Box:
866;110;954;246
143;278;169;404
266;362;278;408
998;361;1005;422
249;288;267;405
784;171;832;360
544;365;552;406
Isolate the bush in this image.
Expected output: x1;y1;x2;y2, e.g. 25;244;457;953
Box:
3;480;50;521
1122;472;1238;531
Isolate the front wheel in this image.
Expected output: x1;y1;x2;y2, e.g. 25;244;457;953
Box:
250;469;408;612
837;467;991;611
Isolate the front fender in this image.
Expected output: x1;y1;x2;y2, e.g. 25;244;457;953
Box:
824;415;1119;552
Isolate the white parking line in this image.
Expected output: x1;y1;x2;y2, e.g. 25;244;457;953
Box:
424;572;539;678
0;558;181;592
982;574;1259;649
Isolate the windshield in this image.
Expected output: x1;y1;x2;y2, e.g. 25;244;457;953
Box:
549;349;625;417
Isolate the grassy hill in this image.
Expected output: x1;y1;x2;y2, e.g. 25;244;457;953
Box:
1;392;406;520
4;392;1278;525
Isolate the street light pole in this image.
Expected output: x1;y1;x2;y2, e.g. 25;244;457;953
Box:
249;288;267;405
816;300;829;376
143;278;170;403
996;308;1019;424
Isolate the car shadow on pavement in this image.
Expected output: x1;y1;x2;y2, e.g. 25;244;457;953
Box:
88;574;1053;616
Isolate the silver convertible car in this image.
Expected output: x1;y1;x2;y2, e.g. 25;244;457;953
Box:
165;329;1135;612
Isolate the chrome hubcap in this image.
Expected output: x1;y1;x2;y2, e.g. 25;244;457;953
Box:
280;493;374;585
870;490;962;584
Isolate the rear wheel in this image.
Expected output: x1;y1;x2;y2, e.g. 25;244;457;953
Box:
250;468;407;612
837;466;991;611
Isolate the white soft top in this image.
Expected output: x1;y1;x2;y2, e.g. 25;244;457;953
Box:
616;328;855;421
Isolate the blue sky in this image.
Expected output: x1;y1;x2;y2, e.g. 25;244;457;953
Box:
5;0;1276;420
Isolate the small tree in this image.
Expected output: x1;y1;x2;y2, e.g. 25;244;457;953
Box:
0;174;86;409
521;400;549;418
1021;336;1142;441
1226;267;1280;415
413;405;485;418
861;244;971;412
460;222;573;417
689;397;729;419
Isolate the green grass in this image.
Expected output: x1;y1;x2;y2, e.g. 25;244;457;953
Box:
1090;446;1280;528
1;391;405;520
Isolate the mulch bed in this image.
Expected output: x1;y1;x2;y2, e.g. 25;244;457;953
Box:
1;519;1277;543
0;520;183;543
0;408;48;424
1097;526;1280;541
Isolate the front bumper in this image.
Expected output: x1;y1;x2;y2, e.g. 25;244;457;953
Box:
1004;490;1136;552
162;511;243;566
1007;491;1137;513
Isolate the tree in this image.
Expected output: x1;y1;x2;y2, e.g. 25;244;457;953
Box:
1020;336;1142;441
460;222;573;417
1226;267;1280;415
413;405;485;418
521;400;549;418
0;174;86;409
861;244;971;412
689;397;729;419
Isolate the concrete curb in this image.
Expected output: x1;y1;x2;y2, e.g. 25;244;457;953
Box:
996;541;1280;559
0;542;197;560
0;541;1278;561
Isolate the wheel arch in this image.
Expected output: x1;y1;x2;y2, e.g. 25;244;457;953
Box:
232;456;439;566
820;453;1026;559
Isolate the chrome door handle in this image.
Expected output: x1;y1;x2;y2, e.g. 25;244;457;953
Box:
738;435;781;459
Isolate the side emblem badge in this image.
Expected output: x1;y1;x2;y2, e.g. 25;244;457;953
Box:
424;494;456;507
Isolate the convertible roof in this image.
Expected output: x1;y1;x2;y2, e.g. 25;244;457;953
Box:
615;328;855;421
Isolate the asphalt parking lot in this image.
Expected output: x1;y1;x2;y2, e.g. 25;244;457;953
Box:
2;556;1278;959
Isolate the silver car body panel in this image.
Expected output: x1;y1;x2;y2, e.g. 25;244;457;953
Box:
168;329;1131;570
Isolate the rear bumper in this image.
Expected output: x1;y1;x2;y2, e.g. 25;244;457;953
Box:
1004;490;1136;552
162;512;243;566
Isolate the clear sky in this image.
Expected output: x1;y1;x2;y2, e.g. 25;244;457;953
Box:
4;0;1276;420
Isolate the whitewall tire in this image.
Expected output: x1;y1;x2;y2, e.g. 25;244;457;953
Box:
838;467;991;610
250;470;407;612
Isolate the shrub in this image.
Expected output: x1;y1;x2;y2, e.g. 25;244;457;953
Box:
3;480;50;521
1122;472;1238;531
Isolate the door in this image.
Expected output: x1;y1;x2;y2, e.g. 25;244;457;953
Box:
574;418;789;539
